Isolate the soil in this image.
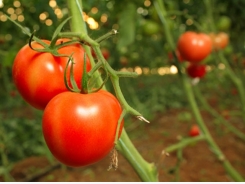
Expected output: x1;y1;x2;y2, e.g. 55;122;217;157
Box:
2;109;245;182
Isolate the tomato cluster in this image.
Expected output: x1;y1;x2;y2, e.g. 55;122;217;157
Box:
13;40;124;167
176;31;211;79
176;31;230;79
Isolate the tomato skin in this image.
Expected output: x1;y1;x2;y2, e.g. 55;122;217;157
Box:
12;39;91;110
42;90;124;167
177;31;212;63
186;63;206;78
189;125;200;137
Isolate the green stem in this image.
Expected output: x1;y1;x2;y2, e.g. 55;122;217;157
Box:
216;52;245;121
203;0;216;32
67;0;104;88
67;0;157;181
165;135;206;153
105;62;145;118
116;129;158;182
154;0;175;50
193;85;245;142
174;149;183;182
154;0;182;76
182;75;244;181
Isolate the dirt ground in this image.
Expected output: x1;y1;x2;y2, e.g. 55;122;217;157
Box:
3;109;245;182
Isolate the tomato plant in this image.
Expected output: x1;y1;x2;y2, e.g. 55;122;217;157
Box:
189;125;200;137
12;39;91;110
177;31;212;62
42;90;124;167
209;32;229;50
186;63;207;78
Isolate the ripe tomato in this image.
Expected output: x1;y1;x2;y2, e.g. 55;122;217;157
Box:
177;31;212;62
12;39;91;110
42;90;124;167
189;125;200;137
209;32;229;50
186;63;206;78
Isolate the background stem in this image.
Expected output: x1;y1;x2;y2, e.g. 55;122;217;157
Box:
193;85;245;141
203;0;245;122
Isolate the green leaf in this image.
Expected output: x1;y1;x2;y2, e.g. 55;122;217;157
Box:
117;3;137;49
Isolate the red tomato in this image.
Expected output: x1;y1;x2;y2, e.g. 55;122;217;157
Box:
12;39;91;110
209;32;229;50
186;63;206;78
42;90;124;167
177;31;212;62
189;125;200;137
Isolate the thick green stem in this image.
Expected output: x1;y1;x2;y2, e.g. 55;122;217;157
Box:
67;0;157;181
116;129;158;182
67;0;104;88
